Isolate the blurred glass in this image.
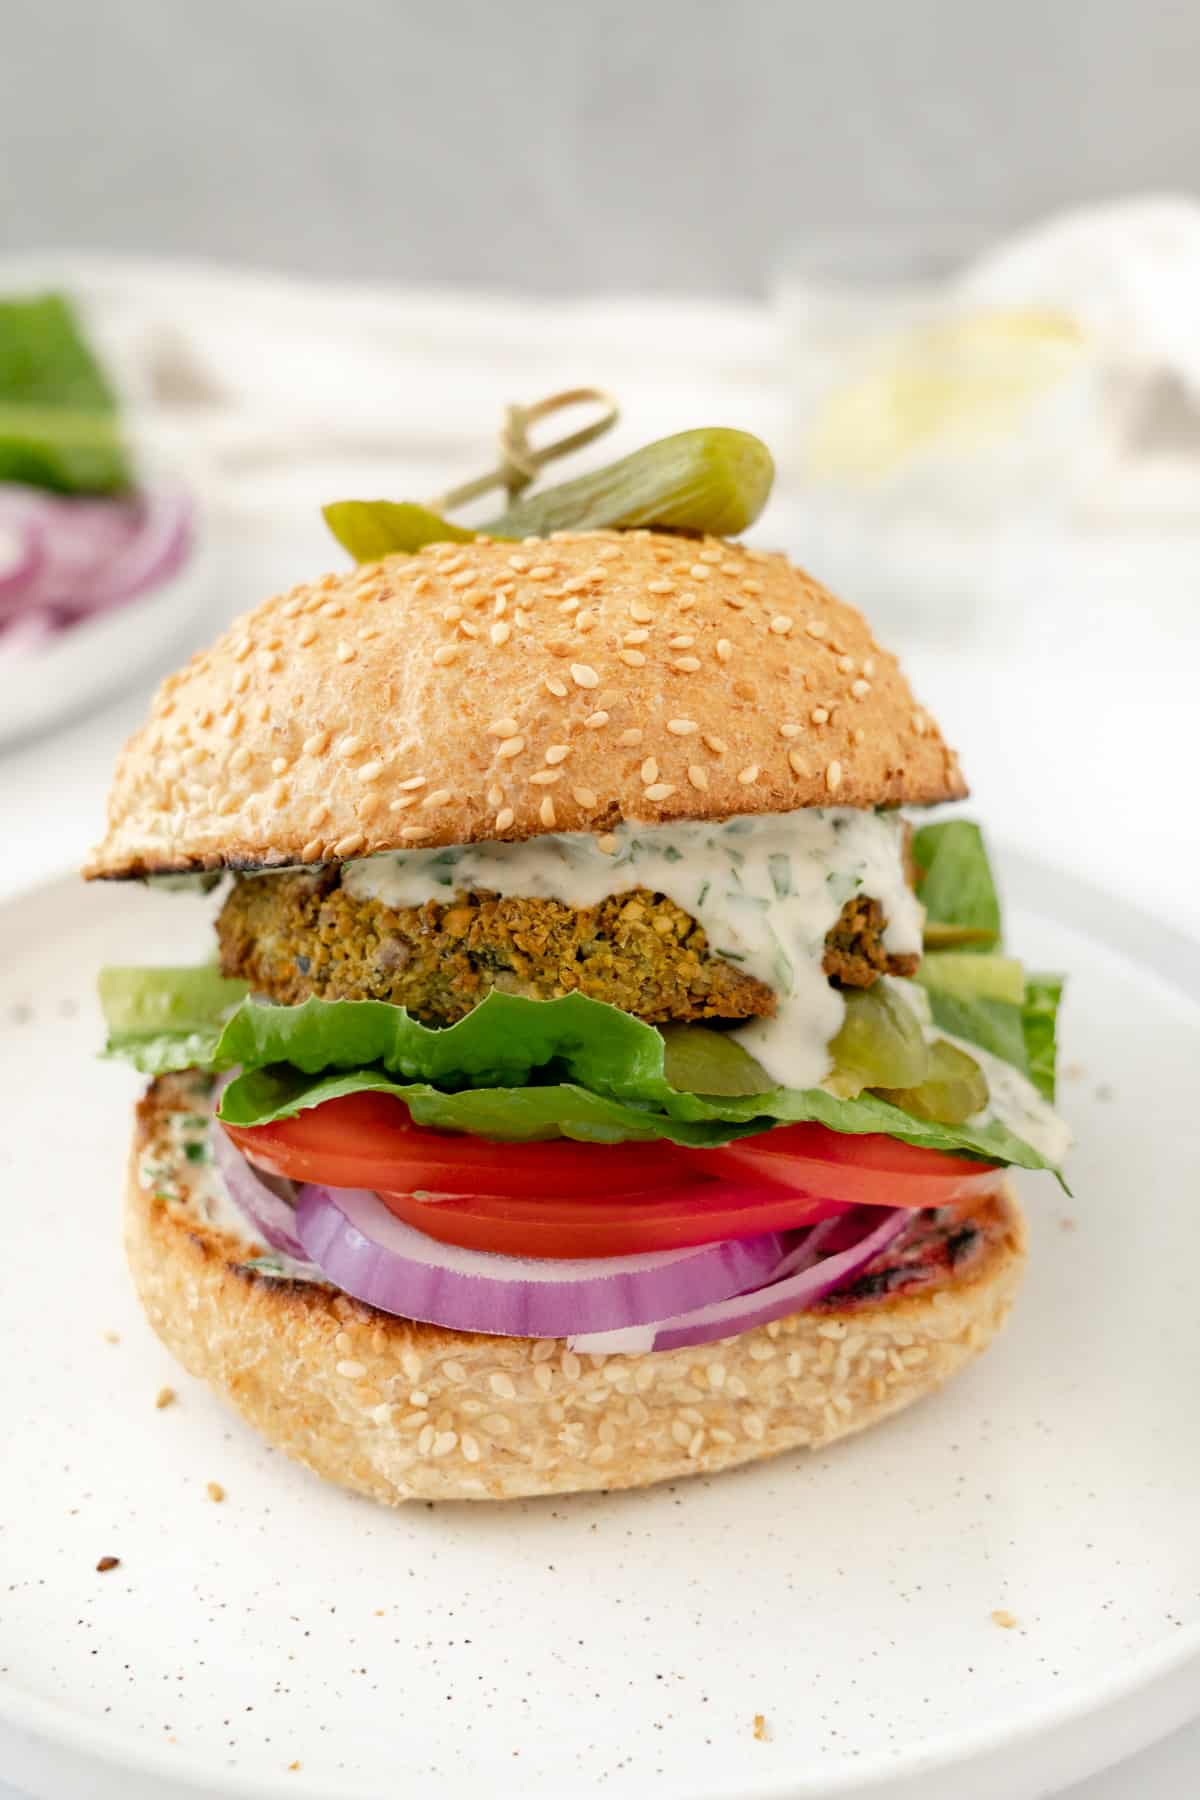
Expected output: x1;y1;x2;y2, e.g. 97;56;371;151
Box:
770;233;1124;650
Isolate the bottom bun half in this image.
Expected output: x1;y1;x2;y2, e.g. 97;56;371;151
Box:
126;1074;1028;1505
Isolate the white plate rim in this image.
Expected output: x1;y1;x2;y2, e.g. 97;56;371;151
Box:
2;847;1198;1800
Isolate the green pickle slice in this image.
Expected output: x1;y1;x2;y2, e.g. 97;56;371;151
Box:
324;427;775;562
826;983;930;1098
659;1024;773;1098
876;1039;989;1125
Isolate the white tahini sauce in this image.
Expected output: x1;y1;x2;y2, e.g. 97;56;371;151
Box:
345;809;923;1090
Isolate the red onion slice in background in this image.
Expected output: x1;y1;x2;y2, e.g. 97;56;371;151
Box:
294;1182;786;1339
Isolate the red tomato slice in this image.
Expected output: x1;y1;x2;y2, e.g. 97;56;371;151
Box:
375;1184;851;1258
225;1090;693;1198
684;1123;1004;1209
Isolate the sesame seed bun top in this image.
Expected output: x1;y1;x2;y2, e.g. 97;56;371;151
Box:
85;530;966;878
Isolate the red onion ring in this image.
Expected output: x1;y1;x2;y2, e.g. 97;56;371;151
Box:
567;1207;911;1355
0;515;44;606
294;1182;787;1339
210;1119;306;1259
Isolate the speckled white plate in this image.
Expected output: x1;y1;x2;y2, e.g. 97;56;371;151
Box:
1;857;1198;1800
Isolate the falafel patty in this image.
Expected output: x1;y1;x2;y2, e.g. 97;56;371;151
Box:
217;869;918;1028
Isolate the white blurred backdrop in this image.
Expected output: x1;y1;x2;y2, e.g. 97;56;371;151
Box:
4;0;1200;295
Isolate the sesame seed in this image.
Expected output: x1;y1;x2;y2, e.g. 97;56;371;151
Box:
333;832;365;856
770;615;794;635
571;663;599;689
826;760;843;791
667;718;698;735
296;623;317;647
669;634;695;649
336;1359;366;1379
461;1433;481;1463
301;838;324;862
561;1351;582;1381
558;597;579;615
489;1371;517;1399
529;769;561;786
357;760;385;783
629;601;655;623
457;619;478;638
572;786;597;807
703;733;727;755
432;644;458;667
544;674;568;698
487;715;519;740
490;621;512;646
544;743;570;765
677;592;697;611
640;757;659;784
618;727;643;746
646;579;674;594
673;656;701;672
438;553;466;574
644;782;676;801
911;711;926;735
737;764;760;784
417;1425;435;1456
779;722;802;738
422;787;453;807
335;641;356;664
688;564;711;580
584;711;610;729
442;603;463;623
357;793;383;822
853;726;867;744
724;593;746;610
338;734;364;759
388;795;418;812
863;657;876;676
432;1431;458;1457
688;765;709;790
623;628;650;646
495;807;515;830
811;706;829;725
837;654;856;674
528;564;555;581
233;636;253;662
575;608;597;631
309;801;331;826
400;826;433;842
561;574;590;594
539;795;557;828
620;648;646;667
497;735;526;759
507;555;530;572
229;745;252;773
596;832;618;855
493;593;508;615
806;619;828;639
598;544;623;561
850;678;871;698
486;783;504;807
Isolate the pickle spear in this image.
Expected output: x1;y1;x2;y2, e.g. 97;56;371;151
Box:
323;428;774;562
486;428;774;540
826;984;930;1099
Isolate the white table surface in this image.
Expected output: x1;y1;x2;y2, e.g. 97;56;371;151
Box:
4;480;1199;1798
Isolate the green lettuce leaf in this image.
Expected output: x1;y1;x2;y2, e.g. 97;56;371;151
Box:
0;293;132;494
100;974;1059;1172
99;966;249;1072
913;820;1001;952
1022;974;1063;1102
